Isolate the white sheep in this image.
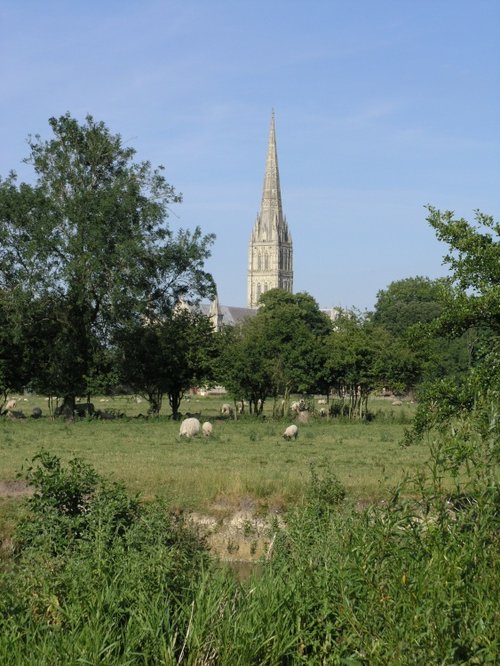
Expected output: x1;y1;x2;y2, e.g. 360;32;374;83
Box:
220;403;234;417
297;410;310;424
202;421;213;437
283;424;298;440
5;399;17;411
290;399;306;415
179;417;201;438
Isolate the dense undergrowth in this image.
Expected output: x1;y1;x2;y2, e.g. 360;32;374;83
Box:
0;407;498;664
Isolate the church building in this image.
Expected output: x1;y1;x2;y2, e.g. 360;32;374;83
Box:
247;112;293;308
199;112;294;331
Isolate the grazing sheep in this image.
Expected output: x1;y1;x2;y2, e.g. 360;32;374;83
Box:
220;403;234;417
283;424;298;440
179;417;201;438
74;402;95;417
202;421;213;437
290;399;306;415
297;410;310;424
5;399;17;411
392;400;403;406
317;399;327;405
7;410;26;420
94;410;117;420
31;407;42;419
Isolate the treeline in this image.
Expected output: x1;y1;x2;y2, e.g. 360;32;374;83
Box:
1;115;498;428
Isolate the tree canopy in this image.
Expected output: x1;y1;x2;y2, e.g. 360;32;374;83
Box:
217;290;332;414
407;208;499;449
0;114;215;409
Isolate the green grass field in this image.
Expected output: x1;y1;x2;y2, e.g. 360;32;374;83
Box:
2;395;497;664
1;394;426;515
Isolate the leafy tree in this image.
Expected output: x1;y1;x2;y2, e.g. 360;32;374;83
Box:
426;207;499;336
217;319;275;415
407;208;499;467
372;276;446;336
0;292;27;410
256;290;332;411
217;290;331;415
373;276;470;388
0;114;215;411
323;312;392;419
118;308;216;418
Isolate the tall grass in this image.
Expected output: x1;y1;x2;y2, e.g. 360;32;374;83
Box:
1;438;497;665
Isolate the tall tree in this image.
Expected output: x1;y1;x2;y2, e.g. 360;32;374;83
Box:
217;290;332;415
0;292;27;410
323;311;392;419
0;114;215;411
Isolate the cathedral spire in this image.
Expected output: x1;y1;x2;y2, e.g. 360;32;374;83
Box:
260;110;283;231
247;112;293;307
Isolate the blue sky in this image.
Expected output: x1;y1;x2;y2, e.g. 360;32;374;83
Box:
1;0;499;310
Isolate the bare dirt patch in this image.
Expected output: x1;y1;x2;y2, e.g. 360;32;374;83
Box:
0;480;32;498
189;508;284;563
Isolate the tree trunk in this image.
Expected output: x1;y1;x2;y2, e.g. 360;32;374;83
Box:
60;394;76;419
169;391;182;420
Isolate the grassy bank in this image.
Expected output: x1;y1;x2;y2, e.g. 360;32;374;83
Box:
0;446;497;665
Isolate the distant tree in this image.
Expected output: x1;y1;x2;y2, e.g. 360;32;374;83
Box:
217;320;274;415
323;312;391;419
217;290;332;415
118;309;216;418
0;114;215;412
373;276;470;387
372;276;446;336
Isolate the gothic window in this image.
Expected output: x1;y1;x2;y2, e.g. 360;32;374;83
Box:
257;252;262;271
256;283;261;301
264;253;269;271
264;283;268;293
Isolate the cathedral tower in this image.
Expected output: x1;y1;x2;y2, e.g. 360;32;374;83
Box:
247;112;293;308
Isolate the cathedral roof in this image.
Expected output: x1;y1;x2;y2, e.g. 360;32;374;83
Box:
199;303;256;327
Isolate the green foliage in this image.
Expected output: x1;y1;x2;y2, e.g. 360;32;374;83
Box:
427;207;499;335
218;290;332;413
324;311;391;418
2;453;210;664
373;275;447;336
372;276;471;388
118;308;217;416
1;432;497;664
407;208;499;444
15;451;139;555
305;462;346;513
0;114;215;404
0;293;27;408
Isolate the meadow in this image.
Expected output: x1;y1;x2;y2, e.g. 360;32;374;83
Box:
0;394;424;514
0;394;497;664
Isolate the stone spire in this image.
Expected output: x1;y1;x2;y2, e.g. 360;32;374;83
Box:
247;112;293;307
